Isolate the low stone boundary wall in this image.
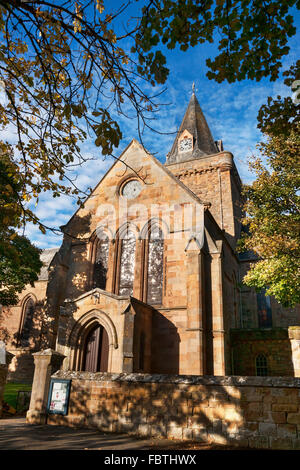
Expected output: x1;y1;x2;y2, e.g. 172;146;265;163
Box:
0;353;14;418
47;371;300;449
0;365;8;418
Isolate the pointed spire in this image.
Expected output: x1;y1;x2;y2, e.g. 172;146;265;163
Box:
166;92;218;165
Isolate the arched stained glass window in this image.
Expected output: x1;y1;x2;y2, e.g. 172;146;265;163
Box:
147;225;164;305
93;234;109;290
119;229;136;296
256;354;268;376
257;289;272;328
20;297;35;347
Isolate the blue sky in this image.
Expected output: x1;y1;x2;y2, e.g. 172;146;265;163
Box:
16;2;300;249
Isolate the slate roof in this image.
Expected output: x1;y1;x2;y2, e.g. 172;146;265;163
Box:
166;92;218;164
38;247;59;280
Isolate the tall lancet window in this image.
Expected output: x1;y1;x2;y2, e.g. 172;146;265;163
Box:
119;229;136;296
20;297;35;347
147;225;164;305
257;289;272;328
93;234;109;290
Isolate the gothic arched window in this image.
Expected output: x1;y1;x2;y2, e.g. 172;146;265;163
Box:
118;229;136;296
20;297;35;347
146;224;164;305
93;234;109;290
256;354;268;376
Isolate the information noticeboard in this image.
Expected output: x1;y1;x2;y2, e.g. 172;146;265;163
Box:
47;379;71;415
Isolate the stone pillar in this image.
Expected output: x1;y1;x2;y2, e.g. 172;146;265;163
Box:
106;239;116;293
211;246;226;376
185;239;205;375
133;239;143;301
288;327;300;377
26;349;65;424
122;309;135;373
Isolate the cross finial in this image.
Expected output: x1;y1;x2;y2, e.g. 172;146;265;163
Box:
192;82;195;94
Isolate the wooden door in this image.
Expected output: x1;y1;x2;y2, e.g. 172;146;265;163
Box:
83;325;109;372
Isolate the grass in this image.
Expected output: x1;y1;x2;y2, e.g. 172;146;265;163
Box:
3;383;32;409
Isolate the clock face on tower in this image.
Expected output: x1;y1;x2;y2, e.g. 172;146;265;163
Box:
179;137;193;153
121;179;142;199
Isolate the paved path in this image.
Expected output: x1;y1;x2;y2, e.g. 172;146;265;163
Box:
0;417;227;451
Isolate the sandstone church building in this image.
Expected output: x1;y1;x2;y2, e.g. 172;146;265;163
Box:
3;91;300;384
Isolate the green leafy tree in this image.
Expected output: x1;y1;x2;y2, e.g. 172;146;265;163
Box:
0;150;42;307
0;0;158;233
136;0;298;83
0;234;43;306
239;62;300;306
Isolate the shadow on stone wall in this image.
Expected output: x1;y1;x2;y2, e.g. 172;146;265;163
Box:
48;373;248;447
45;213;94;350
46;372;300;449
203;254;213;375
150;312;180;374
5;213;92;384
7;353;35;384
7;299;47;383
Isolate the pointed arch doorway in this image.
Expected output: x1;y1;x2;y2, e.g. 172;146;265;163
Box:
83;324;109;372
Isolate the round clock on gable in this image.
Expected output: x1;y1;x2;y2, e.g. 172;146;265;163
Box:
179;137;193;152
121;179;142;199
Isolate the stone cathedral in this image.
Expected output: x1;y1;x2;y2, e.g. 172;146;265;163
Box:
3;91;300;384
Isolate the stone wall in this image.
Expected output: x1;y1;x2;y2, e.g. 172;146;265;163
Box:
3;278;51;384
48;371;300;449
0;352;13;417
231;329;294;377
7;350;35;384
0;364;8;418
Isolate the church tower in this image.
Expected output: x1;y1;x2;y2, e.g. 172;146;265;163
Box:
166;89;243;248
166;88;219;164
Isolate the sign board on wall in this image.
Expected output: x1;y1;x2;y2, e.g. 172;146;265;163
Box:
47;379;71;415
